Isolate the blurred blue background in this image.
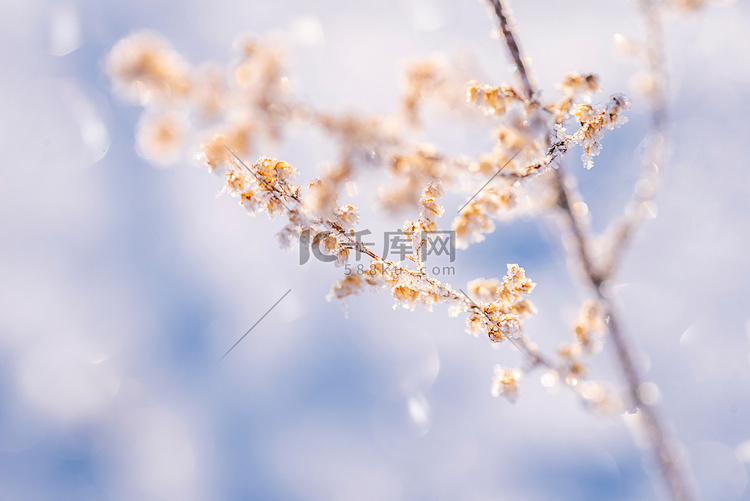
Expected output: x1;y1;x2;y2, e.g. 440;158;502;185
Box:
1;0;749;499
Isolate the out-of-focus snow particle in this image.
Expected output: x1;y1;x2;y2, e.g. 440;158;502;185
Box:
290;16;324;46
406;393;431;435
50;4;81;56
541;370;559;388
637;382;661;405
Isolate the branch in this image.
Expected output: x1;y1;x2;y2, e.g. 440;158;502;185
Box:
491;0;697;499
552;167;697;501
486;0;535;99
601;0;668;278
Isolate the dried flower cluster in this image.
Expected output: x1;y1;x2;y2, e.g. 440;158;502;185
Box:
104;22;635;398
570;94;631;169
556;301;607;387
465;264;535;341
560;72;600;98
208;149;535;346
491;365;522;400
467;81;525;115
453;187;517;248
381;146;446;210
402;60;446;126
106;31;191;105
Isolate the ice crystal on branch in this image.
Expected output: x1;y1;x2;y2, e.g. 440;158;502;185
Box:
571;94;631;169
402;180;445;264
465;264;535;342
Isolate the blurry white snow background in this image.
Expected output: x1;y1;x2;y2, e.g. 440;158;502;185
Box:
1;0;749;500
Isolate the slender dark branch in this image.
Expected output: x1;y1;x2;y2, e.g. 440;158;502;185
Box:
552;168;603;286
601;0;668;279
486;0;535;99
552;165;697;501
486;0;697;497
640;0;668;131
601;303;697;501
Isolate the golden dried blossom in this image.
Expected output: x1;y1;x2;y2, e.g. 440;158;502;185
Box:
572;300;606;351
560;73;600;97
255;156;296;184
556;341;587;384
464;264;535;342
218;156;300;223
135;111;186;165
467;81;524;115
306;179;338;218
401;56;479;125
328;274;365;300
392;284;421;304
491;365;522;400
335;204;359;230
497;263;536;303
453;187;516;249
402;59;443;126
381;146;446;210
327;271;387;302
467;107;550;180
106;31;192;105
467;278;502;302
232;37;282;90
400;180;446;262
493;124;527;153
197;123;253;173
572;94;631;169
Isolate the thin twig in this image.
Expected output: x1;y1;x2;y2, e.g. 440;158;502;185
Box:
458;144;525;213
486;0;534;100
552;168;603;286
218;288;292;362
551;168;697;501
601;0;668;278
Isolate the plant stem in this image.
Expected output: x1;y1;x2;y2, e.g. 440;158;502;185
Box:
602;0;668;277
552;167;697;501
486;0;534;100
487;0;698;498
